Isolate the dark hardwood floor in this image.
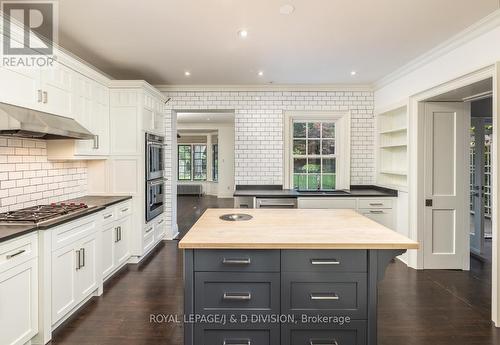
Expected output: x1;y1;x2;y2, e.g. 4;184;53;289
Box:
50;196;500;344
176;195;234;238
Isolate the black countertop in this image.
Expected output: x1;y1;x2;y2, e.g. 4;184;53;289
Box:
233;185;398;198
0;195;132;244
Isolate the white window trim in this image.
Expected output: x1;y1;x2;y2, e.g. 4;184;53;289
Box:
283;111;351;190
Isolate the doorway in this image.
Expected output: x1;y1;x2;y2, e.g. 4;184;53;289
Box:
470;97;493;262
421;78;493;270
172;110;236;238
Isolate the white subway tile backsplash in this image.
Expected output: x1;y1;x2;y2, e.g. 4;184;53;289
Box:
0;137;88;211
163;89;375;186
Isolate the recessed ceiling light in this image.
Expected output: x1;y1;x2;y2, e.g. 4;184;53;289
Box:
238;29;248;38
350;71;357;76
184;71;191;76
258;71;264;76
279;4;295;15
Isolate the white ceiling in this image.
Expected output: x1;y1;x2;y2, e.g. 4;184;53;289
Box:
58;0;499;85
177;112;234;123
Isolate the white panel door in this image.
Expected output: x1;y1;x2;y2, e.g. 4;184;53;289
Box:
0;66;41;110
101;223;116;278
40;62;74;118
115;216;131;266
424;102;469;269
76;234;98;299
51;243;78;323
0;260;38;345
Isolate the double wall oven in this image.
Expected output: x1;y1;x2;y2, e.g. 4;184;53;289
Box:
146;133;165;222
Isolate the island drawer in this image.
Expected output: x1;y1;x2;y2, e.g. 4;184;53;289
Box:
282;250;367;272
194;249;280;272
195;272;279;313
358;198;393;209
282;321;367;345
282;272;367;318
195;325;279;345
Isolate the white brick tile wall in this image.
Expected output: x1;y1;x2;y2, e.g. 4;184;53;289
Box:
162;90;375;186
0;137;88;212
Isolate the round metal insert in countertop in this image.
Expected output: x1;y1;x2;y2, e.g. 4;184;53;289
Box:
219;214;253;221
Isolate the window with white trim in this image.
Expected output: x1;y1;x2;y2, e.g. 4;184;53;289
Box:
292;121;336;190
284;112;350;190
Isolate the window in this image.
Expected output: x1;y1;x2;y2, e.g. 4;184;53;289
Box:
178;144;207;181
292;121;336;190
284;112;350;190
178;145;192;180
193;145;207;180
213;144;219;182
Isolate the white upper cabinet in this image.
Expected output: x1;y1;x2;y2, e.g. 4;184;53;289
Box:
0;66;41;110
40;62;74;118
143;92;165;135
0;61;74;119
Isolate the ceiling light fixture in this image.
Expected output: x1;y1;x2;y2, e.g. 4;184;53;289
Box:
238;29;248;38
279;4;295;15
184;71;191;77
258;71;264;76
350;71;357;76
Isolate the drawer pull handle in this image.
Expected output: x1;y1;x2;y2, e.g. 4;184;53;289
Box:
223;339;251;345
146;227;154;234
121;208;129;212
309;340;338;345
157;219;164;224
310;293;339;301
223;292;252;301
369;203;384;206
6;249;26;259
222;258;251;265
310;259;340;265
104;214;113;219
369;210;384;214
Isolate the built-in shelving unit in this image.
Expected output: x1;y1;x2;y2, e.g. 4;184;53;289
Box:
376;105;408;190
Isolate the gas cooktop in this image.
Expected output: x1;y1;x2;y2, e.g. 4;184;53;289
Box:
0;203;93;225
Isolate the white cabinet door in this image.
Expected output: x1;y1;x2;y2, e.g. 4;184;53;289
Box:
0;66;41;110
40;62;74;118
143;224;155;253
51;243;78;323
90;83;110;155
101;223;115;278
0;260;38;345
115;216;131;266
360;209;394;229
76;234;98;299
298;197;357;209
154;217;166;242
110;89;140;155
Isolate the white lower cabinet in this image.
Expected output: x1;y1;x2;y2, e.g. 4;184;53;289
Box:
51;231;98;325
143;224;155;253
102;201;132;281
154;217;166;241
0;233;38;345
298;197;396;229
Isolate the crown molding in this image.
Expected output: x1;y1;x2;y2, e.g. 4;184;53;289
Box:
154;84;374;93
109;80;166;99
374;9;500;91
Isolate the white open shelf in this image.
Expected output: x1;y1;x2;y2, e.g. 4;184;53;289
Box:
376;105;408;190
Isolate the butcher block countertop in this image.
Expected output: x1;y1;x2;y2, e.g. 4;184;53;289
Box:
178;208;419;250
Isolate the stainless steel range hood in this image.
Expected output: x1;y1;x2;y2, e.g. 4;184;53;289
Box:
0;102;95;140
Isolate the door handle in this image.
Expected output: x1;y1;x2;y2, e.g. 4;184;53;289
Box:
223;340;251;345
222;258;251;265
115;227;120;243
223;292;252;301
310;259;340;265
93;135;99;149
310;293;340;300
37;89;43;103
118;226;122;242
6;249;26;259
425;199;433;207
80;248;85;268
42;91;48;104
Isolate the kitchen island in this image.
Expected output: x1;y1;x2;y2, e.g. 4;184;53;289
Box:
179;208;418;345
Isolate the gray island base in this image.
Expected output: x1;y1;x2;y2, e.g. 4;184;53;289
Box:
178;209;418;345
